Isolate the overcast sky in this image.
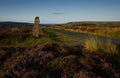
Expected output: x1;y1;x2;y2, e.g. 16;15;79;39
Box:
0;0;120;24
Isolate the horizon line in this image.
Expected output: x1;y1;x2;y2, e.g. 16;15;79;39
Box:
0;20;120;24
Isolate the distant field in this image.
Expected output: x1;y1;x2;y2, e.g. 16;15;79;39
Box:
62;21;120;26
50;25;120;39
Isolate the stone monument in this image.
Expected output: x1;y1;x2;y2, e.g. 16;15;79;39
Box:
33;16;40;38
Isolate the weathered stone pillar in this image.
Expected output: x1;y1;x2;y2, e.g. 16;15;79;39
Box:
33;16;40;38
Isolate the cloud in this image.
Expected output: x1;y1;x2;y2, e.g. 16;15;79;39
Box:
53;12;64;15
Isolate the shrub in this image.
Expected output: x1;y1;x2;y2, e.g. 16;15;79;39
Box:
84;38;118;54
103;40;118;54
84;38;99;52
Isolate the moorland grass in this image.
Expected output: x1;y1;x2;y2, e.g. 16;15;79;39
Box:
0;28;81;47
0;27;118;55
0;27;120;78
84;37;118;54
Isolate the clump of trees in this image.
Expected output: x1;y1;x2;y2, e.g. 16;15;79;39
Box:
33;16;40;38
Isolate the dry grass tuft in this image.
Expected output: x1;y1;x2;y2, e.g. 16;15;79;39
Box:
103;40;118;54
84;38;100;52
84;38;118;54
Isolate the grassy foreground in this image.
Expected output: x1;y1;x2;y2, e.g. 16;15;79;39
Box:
0;27;80;47
0;26;120;78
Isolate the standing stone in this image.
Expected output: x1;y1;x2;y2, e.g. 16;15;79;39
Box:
33;16;40;38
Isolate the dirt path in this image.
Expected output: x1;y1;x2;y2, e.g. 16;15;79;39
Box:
49;29;120;48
